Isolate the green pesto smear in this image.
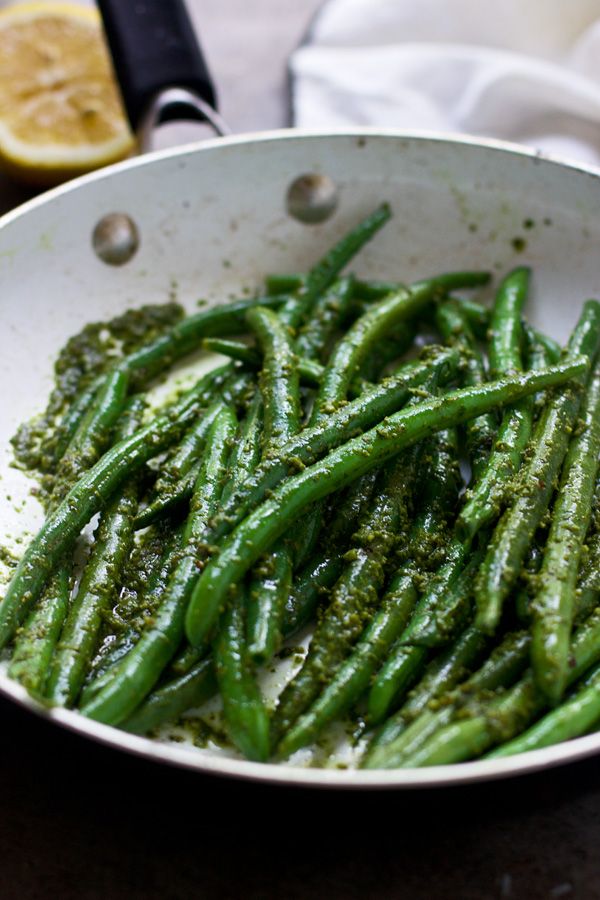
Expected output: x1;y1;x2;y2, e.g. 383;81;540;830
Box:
11;302;184;502
0;544;19;569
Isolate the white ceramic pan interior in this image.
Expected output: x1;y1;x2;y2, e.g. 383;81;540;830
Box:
1;129;600;788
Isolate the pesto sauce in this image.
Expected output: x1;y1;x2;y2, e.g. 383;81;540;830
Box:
0;544;19;568
181;715;231;750
10;302;184;498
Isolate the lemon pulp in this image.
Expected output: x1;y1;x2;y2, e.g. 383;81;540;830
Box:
0;2;135;185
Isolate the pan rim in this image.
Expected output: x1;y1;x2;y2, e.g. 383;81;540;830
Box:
2;126;600;788
2;125;600;234
3;670;600;788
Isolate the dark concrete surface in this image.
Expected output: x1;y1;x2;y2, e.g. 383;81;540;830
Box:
1;2;600;898
1;694;600;900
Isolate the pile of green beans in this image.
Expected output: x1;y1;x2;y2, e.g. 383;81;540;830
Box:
3;202;600;771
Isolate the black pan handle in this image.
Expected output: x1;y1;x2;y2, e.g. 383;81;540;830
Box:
97;0;218;132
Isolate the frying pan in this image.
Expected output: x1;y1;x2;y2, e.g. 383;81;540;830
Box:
0;0;600;789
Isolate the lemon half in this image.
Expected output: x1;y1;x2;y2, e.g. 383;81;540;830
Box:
0;1;135;185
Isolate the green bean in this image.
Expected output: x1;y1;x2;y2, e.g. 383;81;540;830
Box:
475;300;600;635
285;502;325;572
590;470;600;534
513;543;544;625
213;347;460;549
311;279;467;424
526;326;562;365
397;542;482;648
409;428;462;571
460;630;532;694
201;338;261;368
134;369;252;530
363;706;452;768
161;411;223;485
246;553;292;665
235;396;291;665
272;450;417;748
243;346;438;607
363;630;531;768
402;677;541;767
574;588;600;628
522;326;561;416
359;322;418;384
7;568;71;698
353;270;490;302
277;204;392;329
120;295;285;385
213;588;270;761
140;405;223;512
361;626;490;767
50;367;129;504
531;355;600;703
185;358;588;648
402;605;600;766
80;404;237;726
487;267;529;376
456;270;534;542
264;278;425;661
277;571;417;758
457;405;533;543
221;392;264;504
137;471;199;532
42;296;267;480
80;526;184;703
457;303;558;358
453;297;489;338
489;661;600;758
351;279;404;301
576;532;600;622
367;643;428;727
295;277;356;362
0;367;241;650
202;338;325;387
10;373;139;693
243;306;301;663
202;336;383;399
264;273;305;295
13;246;600;770
515;550;600;626
276;270;411;316
46;404;145;708
246;306;301;447
281;474;379;636
169;642;206;677
283;556;345;638
400;625;490;722
330;272;489;400
552;606;600;684
435;299;496;479
121;658;217;735
365;427;464;721
51;375;105;465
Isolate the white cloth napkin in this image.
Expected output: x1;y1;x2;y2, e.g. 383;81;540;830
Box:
290;0;600;166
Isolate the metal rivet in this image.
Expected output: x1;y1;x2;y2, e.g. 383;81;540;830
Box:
92;213;140;266
286;173;338;224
